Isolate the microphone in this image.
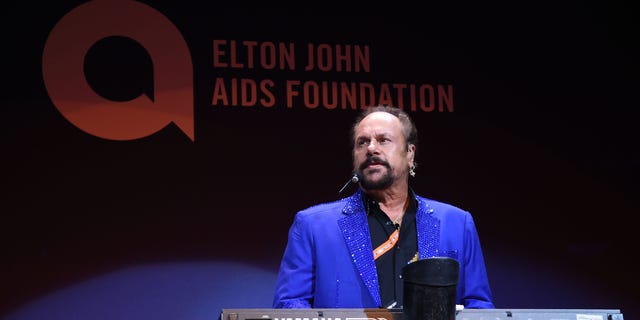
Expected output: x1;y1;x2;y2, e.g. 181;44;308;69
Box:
337;173;359;195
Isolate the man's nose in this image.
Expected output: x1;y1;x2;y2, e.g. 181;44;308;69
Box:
366;140;379;152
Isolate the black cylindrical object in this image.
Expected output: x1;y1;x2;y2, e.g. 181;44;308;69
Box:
402;257;459;320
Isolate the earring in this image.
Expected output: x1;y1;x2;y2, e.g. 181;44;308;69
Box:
409;164;416;177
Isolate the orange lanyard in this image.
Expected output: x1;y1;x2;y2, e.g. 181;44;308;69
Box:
373;229;399;260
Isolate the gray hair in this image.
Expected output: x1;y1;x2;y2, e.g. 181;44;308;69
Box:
350;105;419;152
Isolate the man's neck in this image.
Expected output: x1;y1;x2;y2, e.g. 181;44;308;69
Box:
365;182;410;220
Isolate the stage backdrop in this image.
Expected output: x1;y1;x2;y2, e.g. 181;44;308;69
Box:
2;1;638;320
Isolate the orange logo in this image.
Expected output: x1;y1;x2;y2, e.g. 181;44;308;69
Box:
42;0;194;141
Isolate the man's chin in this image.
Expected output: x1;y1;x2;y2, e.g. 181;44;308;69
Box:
361;174;393;190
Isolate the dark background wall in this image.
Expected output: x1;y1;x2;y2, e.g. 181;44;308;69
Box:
2;1;638;319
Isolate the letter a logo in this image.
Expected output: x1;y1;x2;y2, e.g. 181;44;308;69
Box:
42;0;194;141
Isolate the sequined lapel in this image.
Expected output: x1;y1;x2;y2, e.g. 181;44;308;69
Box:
416;198;440;258
338;189;382;307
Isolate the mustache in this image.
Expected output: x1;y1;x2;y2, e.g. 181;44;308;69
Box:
359;156;390;171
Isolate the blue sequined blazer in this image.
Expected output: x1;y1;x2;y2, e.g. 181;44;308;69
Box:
272;188;495;309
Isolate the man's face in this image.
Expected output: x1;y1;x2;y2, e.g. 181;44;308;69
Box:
352;112;412;190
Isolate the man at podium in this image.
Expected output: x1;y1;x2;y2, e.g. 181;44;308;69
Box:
272;105;494;309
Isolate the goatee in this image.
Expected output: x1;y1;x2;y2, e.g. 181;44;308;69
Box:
359;169;394;190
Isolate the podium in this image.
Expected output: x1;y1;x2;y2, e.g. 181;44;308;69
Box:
220;308;624;320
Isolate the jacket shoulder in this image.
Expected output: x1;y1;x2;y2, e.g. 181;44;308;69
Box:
297;196;351;217
416;195;471;218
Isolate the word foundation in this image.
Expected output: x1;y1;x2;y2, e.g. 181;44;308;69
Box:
285;80;453;112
